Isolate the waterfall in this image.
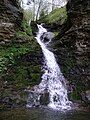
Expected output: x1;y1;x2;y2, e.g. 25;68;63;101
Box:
27;24;72;110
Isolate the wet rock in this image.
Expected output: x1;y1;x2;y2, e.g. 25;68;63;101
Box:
26;86;49;107
86;90;90;102
30;21;38;36
41;32;54;44
27;91;40;107
40;90;49;105
79;92;88;104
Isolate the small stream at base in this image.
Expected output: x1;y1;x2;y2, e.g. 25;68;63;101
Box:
0;108;90;120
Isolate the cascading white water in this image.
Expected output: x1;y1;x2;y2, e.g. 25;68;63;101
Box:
27;24;72;110
35;24;72;110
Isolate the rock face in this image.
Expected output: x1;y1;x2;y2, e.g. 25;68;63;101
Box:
52;0;90;103
0;0;23;45
0;0;43;110
86;90;90;101
41;32;54;44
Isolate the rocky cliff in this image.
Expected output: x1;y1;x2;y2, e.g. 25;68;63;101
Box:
0;0;42;110
0;0;23;45
52;0;90;104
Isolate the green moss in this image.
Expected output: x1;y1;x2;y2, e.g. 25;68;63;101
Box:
53;32;59;37
46;7;67;23
39;6;67;25
21;20;32;36
0;20;42;89
30;73;41;82
71;91;81;100
0;45;26;73
61;51;76;75
0;41;41;86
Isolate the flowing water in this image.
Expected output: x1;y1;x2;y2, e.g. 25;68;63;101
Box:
0;25;89;120
27;24;72;110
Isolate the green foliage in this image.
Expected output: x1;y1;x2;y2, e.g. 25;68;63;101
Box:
0;40;41;88
0;57;7;73
0;18;41;87
0;45;26;74
21;20;32;36
23;9;33;22
71;91;81;100
39;10;46;20
53;32;59;37
40;6;67;25
0;40;39;72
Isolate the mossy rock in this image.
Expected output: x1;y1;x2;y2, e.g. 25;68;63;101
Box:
38;6;67;31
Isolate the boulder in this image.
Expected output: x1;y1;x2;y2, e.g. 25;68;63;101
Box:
41;32;54;44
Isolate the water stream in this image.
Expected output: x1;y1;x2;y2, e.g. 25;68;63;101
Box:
27;24;72;110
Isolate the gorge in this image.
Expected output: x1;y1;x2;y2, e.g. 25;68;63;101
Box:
0;0;90;119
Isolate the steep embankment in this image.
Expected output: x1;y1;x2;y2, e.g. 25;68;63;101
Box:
0;0;42;110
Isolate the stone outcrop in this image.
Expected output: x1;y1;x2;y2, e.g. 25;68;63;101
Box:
52;0;90;103
40;32;54;44
0;0;23;45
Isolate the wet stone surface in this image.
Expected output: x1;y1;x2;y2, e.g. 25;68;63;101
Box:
0;107;90;120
